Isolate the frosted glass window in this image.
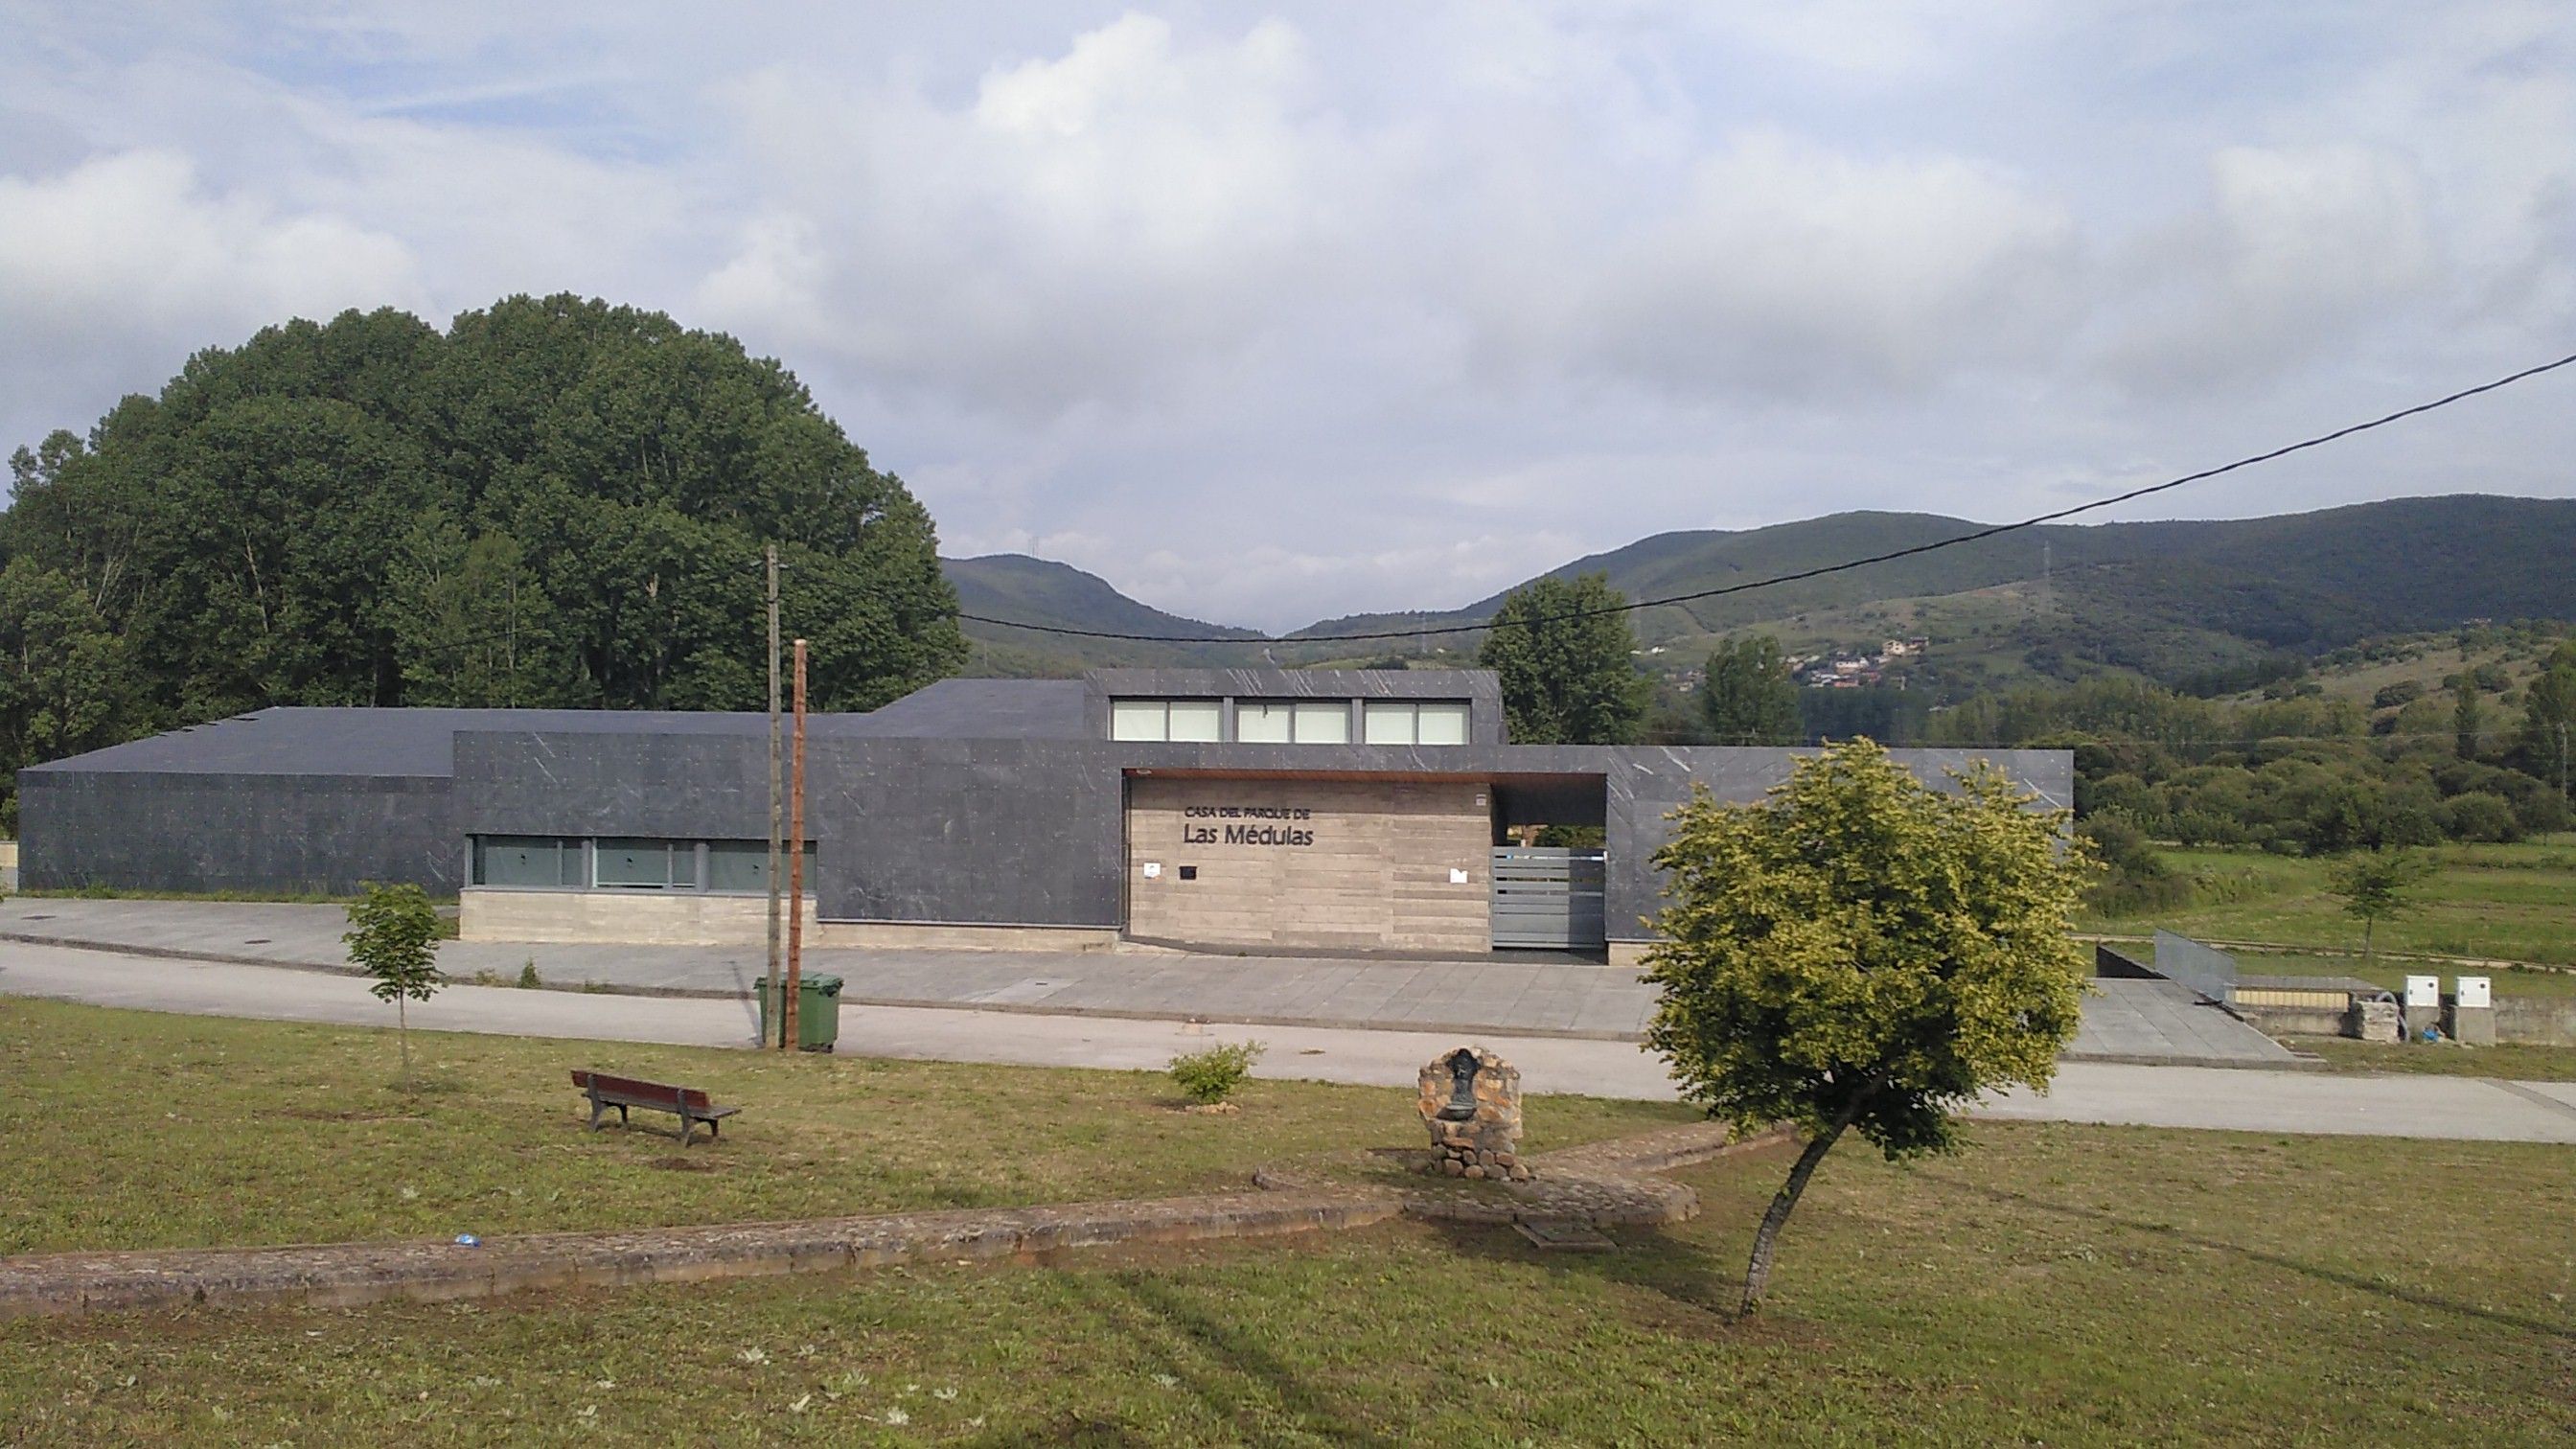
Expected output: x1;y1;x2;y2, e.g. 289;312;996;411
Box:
1236;702;1295;744
595;838;677;889
708;840;774;892
1293;702;1349;744
474;836;575;887
1364;702;1415;745
1167;700;1223;742
1111;700;1167;741
1416;702;1470;746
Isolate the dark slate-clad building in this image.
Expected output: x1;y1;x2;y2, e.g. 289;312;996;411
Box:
18;669;2069;962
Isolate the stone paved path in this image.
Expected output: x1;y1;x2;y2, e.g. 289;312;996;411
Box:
1;899;2293;1064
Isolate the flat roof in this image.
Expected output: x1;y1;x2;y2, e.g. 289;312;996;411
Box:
24;671;1505;780
26;706;870;778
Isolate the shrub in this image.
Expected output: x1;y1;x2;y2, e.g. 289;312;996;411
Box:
2438;792;2522;842
518;959;542;989
1167;1042;1266;1105
2168;808;2252;847
2372;680;2426;710
2080;816;2193;917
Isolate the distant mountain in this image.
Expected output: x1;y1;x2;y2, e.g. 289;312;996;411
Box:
942;554;1265;676
946;495;2576;693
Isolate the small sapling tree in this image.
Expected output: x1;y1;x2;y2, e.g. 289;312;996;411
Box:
346;882;445;1086
1642;739;2095;1316
2326;847;2435;970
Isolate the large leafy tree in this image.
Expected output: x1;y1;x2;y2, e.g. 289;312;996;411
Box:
1701;634;1802;745
0;295;965;757
1642;739;2094;1315
0;559;142;832
2519;642;2576;799
390;514;575;707
1476;572;1649;745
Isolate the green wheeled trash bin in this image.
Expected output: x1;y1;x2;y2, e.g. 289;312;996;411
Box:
758;974;845;1052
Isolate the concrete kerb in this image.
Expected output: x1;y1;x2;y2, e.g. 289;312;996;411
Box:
0;1121;1781;1322
2062;1048;2326;1072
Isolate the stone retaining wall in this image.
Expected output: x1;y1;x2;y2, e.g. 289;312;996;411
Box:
0;1191;1393;1322
0;1119;1788;1322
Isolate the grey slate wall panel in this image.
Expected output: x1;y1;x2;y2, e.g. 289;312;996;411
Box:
452;731;772;841
18;771;455;895
809;738;1129;926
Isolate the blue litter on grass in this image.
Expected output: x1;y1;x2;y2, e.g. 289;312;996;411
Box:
454;1234;481;1248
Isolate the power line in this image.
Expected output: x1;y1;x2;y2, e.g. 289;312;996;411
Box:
958;349;2576;645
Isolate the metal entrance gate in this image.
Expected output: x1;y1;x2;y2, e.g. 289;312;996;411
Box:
1489;847;1606;950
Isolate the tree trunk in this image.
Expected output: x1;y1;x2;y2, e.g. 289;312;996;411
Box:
398;997;411;1089
1740;1097;1867;1317
2362;916;2375;971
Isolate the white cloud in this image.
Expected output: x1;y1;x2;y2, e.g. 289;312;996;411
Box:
0;150;425;432
4;4;2574;630
2103;144;2439;389
1518;130;2081;396
695;13;1368;415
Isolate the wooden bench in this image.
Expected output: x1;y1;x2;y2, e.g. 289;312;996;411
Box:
570;1070;740;1146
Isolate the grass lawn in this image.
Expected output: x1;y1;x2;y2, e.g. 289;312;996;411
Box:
2285;1036;2576;1081
3;1123;2568;1445
0;1000;1690;1255
2085;840;2576;967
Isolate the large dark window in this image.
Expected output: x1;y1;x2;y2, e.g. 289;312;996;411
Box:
706;840;805;893
471;837;582;888
471;837;805;893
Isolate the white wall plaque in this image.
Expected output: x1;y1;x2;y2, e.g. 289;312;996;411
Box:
1141;862;1162;879
1449;867;1469;885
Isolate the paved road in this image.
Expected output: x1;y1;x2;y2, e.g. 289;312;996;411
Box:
6;942;2572;1143
0;900;2290;1066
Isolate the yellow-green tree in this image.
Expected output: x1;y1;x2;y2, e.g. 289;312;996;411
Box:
1642;739;2094;1315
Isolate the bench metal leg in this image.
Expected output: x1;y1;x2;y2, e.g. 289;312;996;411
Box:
587;1087;607;1132
677;1115;697;1147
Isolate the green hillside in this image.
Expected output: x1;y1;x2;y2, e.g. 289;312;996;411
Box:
945;554;1264;676
953;496;2576;696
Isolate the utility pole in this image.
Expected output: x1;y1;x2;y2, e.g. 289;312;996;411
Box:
2039;540;2052;615
2559;719;2569;802
765;544;783;1047
784;637;809;1051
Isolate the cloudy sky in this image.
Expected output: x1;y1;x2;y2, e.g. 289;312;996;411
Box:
4;4;2571;630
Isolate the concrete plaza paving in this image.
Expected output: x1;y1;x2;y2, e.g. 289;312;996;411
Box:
6;942;2575;1143
2;898;2292;1066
